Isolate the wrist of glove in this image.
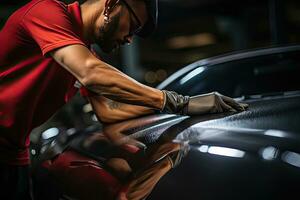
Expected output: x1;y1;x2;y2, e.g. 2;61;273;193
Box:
161;90;189;115
162;90;248;115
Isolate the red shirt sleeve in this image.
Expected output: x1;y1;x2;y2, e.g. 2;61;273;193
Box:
21;0;86;56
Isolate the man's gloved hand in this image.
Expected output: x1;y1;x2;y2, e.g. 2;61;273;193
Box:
162;90;248;115
187;92;248;115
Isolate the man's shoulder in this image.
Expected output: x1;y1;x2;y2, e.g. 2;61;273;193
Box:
7;0;68;24
27;0;66;8
23;0;68;16
2;0;61;30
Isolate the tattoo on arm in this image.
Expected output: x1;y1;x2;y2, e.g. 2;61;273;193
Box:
107;100;123;110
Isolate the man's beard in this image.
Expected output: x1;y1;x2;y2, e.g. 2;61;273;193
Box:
95;12;121;53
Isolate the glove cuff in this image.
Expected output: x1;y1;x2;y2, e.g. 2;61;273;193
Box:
162;90;189;115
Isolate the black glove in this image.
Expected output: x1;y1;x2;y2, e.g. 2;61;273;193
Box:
162;90;248;115
187;92;248;115
161;90;189;114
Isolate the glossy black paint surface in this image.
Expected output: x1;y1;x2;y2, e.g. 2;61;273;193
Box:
63;92;300;200
43;92;299;200
106;93;300;200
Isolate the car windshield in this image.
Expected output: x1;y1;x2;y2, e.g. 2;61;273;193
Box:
160;50;300;97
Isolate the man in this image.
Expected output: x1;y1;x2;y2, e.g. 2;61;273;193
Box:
0;0;247;199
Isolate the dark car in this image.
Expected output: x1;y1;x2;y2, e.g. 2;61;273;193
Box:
31;45;300;200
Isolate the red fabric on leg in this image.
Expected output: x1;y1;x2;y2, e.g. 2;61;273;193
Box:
44;150;121;200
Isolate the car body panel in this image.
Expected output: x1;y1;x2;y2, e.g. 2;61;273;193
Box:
115;93;300;200
66;92;300;200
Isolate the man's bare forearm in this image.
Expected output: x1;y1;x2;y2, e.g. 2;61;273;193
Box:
51;45;164;111
88;95;155;123
83;62;164;110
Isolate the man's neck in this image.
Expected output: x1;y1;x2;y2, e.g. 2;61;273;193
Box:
80;0;104;43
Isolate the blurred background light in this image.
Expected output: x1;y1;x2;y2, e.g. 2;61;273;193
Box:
145;71;156;84
156;69;168;81
167;33;216;49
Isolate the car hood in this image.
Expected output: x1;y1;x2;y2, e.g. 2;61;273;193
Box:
41;91;300;167
109;91;300;154
35;92;300;200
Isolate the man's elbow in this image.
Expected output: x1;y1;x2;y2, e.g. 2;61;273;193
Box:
80;72;94;88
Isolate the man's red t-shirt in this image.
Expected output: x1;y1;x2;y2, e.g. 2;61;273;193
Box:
0;0;87;165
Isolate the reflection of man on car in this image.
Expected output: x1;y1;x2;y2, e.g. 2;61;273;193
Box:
0;0;248;199
42;119;187;200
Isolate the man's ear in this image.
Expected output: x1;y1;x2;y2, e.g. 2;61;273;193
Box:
104;0;120;22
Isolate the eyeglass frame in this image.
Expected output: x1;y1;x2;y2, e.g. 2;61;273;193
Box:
104;0;143;36
119;0;143;35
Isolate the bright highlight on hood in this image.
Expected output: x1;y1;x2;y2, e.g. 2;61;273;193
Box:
282;151;300;168
198;145;245;158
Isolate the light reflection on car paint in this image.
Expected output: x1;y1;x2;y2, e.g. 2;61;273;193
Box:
259;146;278;160
281;151;300;168
197;145;246;158
179;66;205;85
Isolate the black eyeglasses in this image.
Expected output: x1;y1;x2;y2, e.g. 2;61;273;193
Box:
119;0;143;35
